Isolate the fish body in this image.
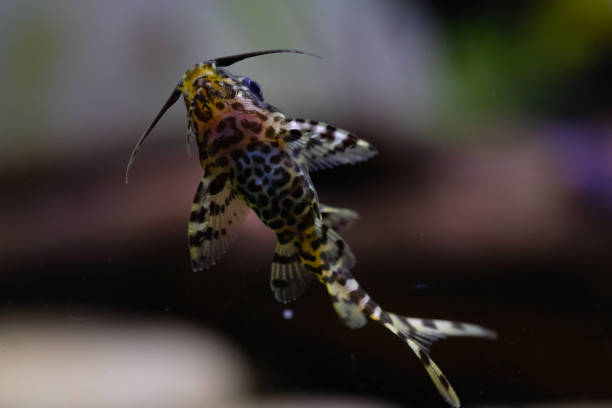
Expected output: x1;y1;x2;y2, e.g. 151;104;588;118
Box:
127;50;495;407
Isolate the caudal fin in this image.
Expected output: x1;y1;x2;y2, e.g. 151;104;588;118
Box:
385;313;496;407
406;337;461;407
315;220;495;407
341;286;495;407
320;239;495;406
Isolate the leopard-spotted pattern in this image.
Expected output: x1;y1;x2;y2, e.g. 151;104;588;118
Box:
181;63;325;276
128;50;496;408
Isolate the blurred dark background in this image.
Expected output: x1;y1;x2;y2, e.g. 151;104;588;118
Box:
1;1;611;407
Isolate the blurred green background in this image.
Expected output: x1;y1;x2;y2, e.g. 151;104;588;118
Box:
1;1;612;407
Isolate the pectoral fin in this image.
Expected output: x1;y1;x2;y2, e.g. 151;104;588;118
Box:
188;173;250;271
283;119;377;171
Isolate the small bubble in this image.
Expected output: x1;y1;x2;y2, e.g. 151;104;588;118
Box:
282;309;294;320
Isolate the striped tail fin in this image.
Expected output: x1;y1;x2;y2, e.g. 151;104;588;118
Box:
319;228;496;407
385;314;496;407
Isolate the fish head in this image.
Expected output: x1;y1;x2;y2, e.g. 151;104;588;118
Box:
126;49;319;182
178;62;271;132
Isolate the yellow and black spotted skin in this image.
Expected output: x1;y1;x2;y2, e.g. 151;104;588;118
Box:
127;50;495;408
176;59;372;292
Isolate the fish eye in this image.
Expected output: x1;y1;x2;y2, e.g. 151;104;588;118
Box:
243;77;263;98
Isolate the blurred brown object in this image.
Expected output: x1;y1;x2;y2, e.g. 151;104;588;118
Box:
0;311;394;408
